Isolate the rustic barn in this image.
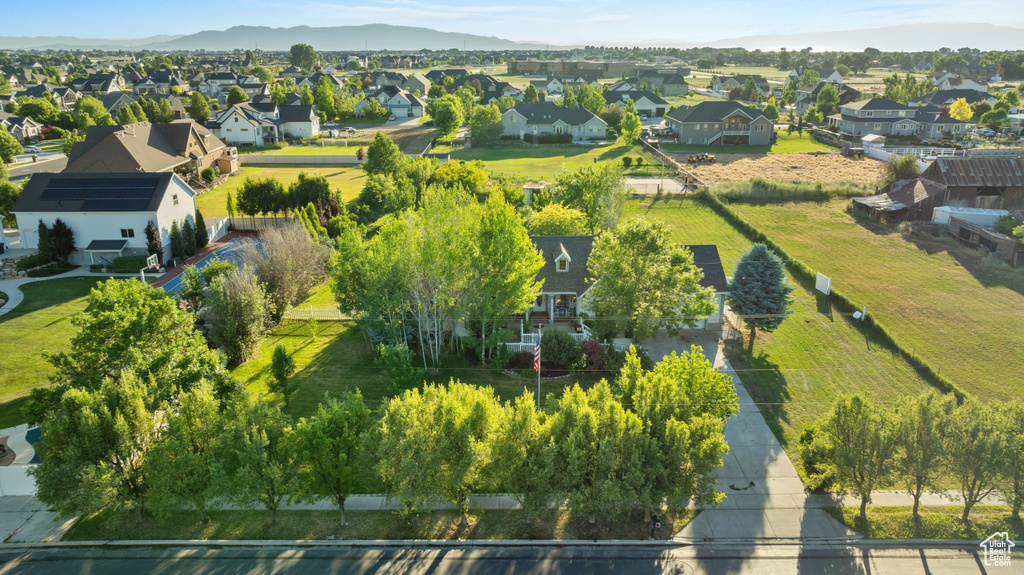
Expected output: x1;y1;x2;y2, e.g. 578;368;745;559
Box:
921;157;1024;211
947;216;1024;267
852;178;948;222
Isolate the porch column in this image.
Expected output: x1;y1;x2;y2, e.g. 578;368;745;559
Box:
548;294;554;324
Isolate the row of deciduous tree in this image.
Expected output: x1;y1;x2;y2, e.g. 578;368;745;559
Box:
32;282;739;528
801;393;1024;524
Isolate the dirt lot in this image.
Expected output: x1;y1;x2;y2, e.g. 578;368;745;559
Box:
669;152;885;185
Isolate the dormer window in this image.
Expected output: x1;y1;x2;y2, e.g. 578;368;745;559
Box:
558;259;568;272
555;243;571;272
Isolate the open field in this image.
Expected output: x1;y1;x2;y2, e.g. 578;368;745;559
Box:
662;131;838;155
66;508;697;542
666;152;884;185
626;197;941;472
731;199;1024;402
827;506;1021;540
195;167;367;218
443;142;660;180
0;277;107;428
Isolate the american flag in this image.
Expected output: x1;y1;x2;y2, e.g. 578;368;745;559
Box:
533;340;541;372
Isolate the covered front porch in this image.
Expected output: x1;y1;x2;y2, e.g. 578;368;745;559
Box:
525;292;581;324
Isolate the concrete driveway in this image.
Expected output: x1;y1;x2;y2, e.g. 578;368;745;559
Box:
640;331;858;542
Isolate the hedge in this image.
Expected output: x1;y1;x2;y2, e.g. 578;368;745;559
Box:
112;255;150;273
26;263;76;277
15;253;52;270
696;188;968;402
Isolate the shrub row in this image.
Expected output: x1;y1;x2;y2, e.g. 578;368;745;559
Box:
26;262;76;277
696;189;968;402
15;253;51;270
112;255;150;273
712;178;871;201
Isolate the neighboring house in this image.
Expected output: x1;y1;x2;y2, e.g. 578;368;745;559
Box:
65;120;228;178
51;86;81;110
253;92;305;106
354;86;425;118
401;73;431;96
665;101;774;146
828;98;970;139
424;69;467;84
297;73;345;90
602;90;669;117
500;102;607;142
788;66;844;85
0;113;43;143
933;74;988;91
280;66;304;78
133;70;189;95
11;172;198;266
794;82;861;115
712;75;769;94
371;71;407;88
69;73;124;95
522;236;729;330
197;73;257;98
854;157;1024;221
909;89;996;108
660;75;690;96
206;103;318;146
95;92;138;116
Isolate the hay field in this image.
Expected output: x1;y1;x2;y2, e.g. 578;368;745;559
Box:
676;153;885;185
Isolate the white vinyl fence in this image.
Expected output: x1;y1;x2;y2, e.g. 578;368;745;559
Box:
282;307;350;321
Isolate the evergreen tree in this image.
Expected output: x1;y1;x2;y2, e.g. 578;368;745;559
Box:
728;243;794;350
50;218;75;263
170;220;184;260
181;218;197;257
194;210;210;249
268;344;297;407
145;220;161;263
36;219;53;262
116;106;138;125
226;192;236;219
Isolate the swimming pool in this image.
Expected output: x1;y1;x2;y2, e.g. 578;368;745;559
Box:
161;238;257;294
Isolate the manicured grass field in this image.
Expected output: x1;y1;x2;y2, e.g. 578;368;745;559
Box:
730;199;1024;402
271;145;360;156
0;277;104;428
626;197;940;472
826;506;1021;540
66;508;697;541
444;142;660;180
195;167;367;217
661;131;837;155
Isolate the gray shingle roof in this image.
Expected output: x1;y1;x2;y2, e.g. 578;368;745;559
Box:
506;102;605;126
684;245;728;293
13;173;181;214
531;235;595;295
841;98;910;112
665;101;768;124
603;90;669;106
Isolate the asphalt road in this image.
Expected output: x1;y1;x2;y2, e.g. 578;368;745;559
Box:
0;545;1014;574
8;155;67;182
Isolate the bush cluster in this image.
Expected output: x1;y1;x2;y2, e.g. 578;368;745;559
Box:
112;255;150;273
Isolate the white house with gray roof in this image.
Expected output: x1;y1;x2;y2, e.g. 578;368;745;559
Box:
500;102;607;142
665;101;774;146
828;98;970;140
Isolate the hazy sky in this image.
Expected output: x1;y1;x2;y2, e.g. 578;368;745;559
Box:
7;0;1024;43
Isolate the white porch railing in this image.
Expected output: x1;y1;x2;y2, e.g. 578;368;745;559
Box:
281;307;350;321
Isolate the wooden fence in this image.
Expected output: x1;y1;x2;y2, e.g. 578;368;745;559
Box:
637;139;707;188
229;216;292;231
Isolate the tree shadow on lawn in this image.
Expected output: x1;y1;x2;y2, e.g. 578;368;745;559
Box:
722;338;791;448
904;232;1024;297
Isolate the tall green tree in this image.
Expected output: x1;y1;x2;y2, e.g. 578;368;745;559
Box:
893;392;955;519
300;86;314;106
999;400;1024;520
206;266;271;364
727;243;794;349
212;394;298;523
620;110;642;144
194;210;209;249
463;195;544;363
468;103;504;146
226;85;249;106
268;344;297;408
377;381;505;525
31;371;160;522
49;218;75;263
431;94;465;137
290;392;371;525
815;83;840;116
362;131;405;178
523;85;539;102
588;218;715;339
528;204;589;236
181;218;197;257
821;395;896;521
0;125;23;164
170;219;184;259
316;77;336;120
116;105;138;125
554;163;630;233
250;65;272;84
942;401;1002;523
881;154;921;186
289;43;318;70
148;383;221;520
188;92;210;124
35;219;53;262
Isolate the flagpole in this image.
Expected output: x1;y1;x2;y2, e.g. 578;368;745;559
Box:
536;323;542;410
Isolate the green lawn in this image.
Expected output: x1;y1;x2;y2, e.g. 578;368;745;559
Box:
661;131;837;155
443;142;660;181
0;277;103;429
626;197;940;475
195;167;367;218
730;199;1024;402
271;146;360;156
827;506;1021;540
65;508;697;541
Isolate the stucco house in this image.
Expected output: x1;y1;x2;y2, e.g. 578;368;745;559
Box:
665;101;774;146
354;86;425;118
500;102;607;142
12;172;199;266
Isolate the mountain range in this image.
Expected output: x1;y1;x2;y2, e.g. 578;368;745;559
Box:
2;22;1023;52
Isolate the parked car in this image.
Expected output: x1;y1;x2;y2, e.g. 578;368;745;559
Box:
389;115;397;121
344;127;357;134
23;145;41;153
974;127;996;137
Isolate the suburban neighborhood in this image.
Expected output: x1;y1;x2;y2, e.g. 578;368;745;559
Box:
0;8;1023;574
